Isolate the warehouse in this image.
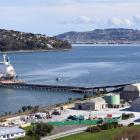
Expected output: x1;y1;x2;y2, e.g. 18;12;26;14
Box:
0;126;25;140
75;97;107;110
131;97;140;112
120;83;140;101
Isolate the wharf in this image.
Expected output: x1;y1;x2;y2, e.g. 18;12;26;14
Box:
0;82;130;94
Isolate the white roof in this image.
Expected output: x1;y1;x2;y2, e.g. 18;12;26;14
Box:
85;97;106;104
35;112;46;115
0;126;25;136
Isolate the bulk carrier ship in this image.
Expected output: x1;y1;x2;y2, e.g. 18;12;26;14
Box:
0;54;23;83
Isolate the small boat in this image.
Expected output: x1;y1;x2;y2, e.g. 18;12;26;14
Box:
56;77;62;81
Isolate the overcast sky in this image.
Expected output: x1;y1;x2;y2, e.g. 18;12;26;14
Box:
0;0;140;36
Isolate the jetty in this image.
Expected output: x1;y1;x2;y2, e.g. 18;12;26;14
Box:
0;54;131;94
0;82;130;94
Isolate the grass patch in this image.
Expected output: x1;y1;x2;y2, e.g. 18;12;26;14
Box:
23;124;36;132
57;125;140;140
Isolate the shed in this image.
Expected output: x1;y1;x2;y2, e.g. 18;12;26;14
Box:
75;97;107;110
0;126;25;140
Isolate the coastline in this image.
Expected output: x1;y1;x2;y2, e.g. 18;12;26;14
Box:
0;95;98;121
72;43;140;47
1;44;140;54
0;48;71;54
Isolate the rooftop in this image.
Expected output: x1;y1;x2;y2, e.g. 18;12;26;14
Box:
0;126;25;136
85;97;106;104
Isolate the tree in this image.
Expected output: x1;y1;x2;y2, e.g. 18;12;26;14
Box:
68;98;72;103
83;94;89;100
5;112;8;115
27;106;33;110
22;106;28;112
35;123;54;137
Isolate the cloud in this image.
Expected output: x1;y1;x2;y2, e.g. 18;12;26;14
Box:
0;0;139;35
72;16;95;24
108;17;133;27
133;15;140;23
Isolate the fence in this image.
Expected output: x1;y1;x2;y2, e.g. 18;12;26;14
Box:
48;117;121;126
48;119;102;126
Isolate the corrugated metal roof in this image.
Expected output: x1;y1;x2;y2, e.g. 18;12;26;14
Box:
0;126;25;136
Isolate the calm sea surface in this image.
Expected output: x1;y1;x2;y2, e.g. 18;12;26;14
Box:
0;45;140;114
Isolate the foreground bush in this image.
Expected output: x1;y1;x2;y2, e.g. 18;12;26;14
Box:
128;123;134;127
99;122;119;130
122;113;135;120
34;123;54;136
17;123;54;140
86;126;101;133
16;135;40;140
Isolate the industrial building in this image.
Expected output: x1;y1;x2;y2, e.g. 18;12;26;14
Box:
104;94;120;108
120;83;140;101
75;97;107;110
0;126;25;140
131;97;140;111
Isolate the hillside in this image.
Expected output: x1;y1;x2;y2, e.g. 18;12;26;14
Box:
0;29;71;52
56;28;140;44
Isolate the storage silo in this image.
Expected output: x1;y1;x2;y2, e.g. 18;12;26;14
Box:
120;83;140;102
131;97;140;111
104;94;120;108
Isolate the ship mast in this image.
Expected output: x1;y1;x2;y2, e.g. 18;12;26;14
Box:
3;54;10;65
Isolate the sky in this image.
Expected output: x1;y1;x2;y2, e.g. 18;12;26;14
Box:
0;0;140;36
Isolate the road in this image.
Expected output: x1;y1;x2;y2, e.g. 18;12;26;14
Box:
41;126;88;140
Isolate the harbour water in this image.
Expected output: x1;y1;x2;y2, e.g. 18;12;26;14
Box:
0;45;140;114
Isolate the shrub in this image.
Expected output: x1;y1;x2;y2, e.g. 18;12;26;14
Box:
86;126;101;133
122;113;135;120
128;123;134;127
35;123;54;136
111;122;119;128
118;124;123;127
100;122;119;130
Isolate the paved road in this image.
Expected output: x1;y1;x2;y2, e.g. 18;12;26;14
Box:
41;126;88;140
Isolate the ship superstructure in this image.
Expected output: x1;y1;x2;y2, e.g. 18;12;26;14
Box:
0;54;17;83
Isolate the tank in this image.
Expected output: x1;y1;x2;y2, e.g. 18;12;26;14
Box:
105;94;120;105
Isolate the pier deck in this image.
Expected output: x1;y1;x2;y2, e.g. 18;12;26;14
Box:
0;82;130;94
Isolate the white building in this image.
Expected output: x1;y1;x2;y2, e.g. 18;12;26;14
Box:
75;97;107;110
0;126;25;140
35;112;47;119
120;83;140;101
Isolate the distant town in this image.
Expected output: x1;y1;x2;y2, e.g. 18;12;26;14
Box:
1;28;140;53
56;28;140;44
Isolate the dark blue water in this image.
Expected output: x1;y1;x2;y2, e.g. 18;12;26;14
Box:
0;45;140;114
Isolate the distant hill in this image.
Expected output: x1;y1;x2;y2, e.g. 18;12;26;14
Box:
55;28;140;44
0;29;71;52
